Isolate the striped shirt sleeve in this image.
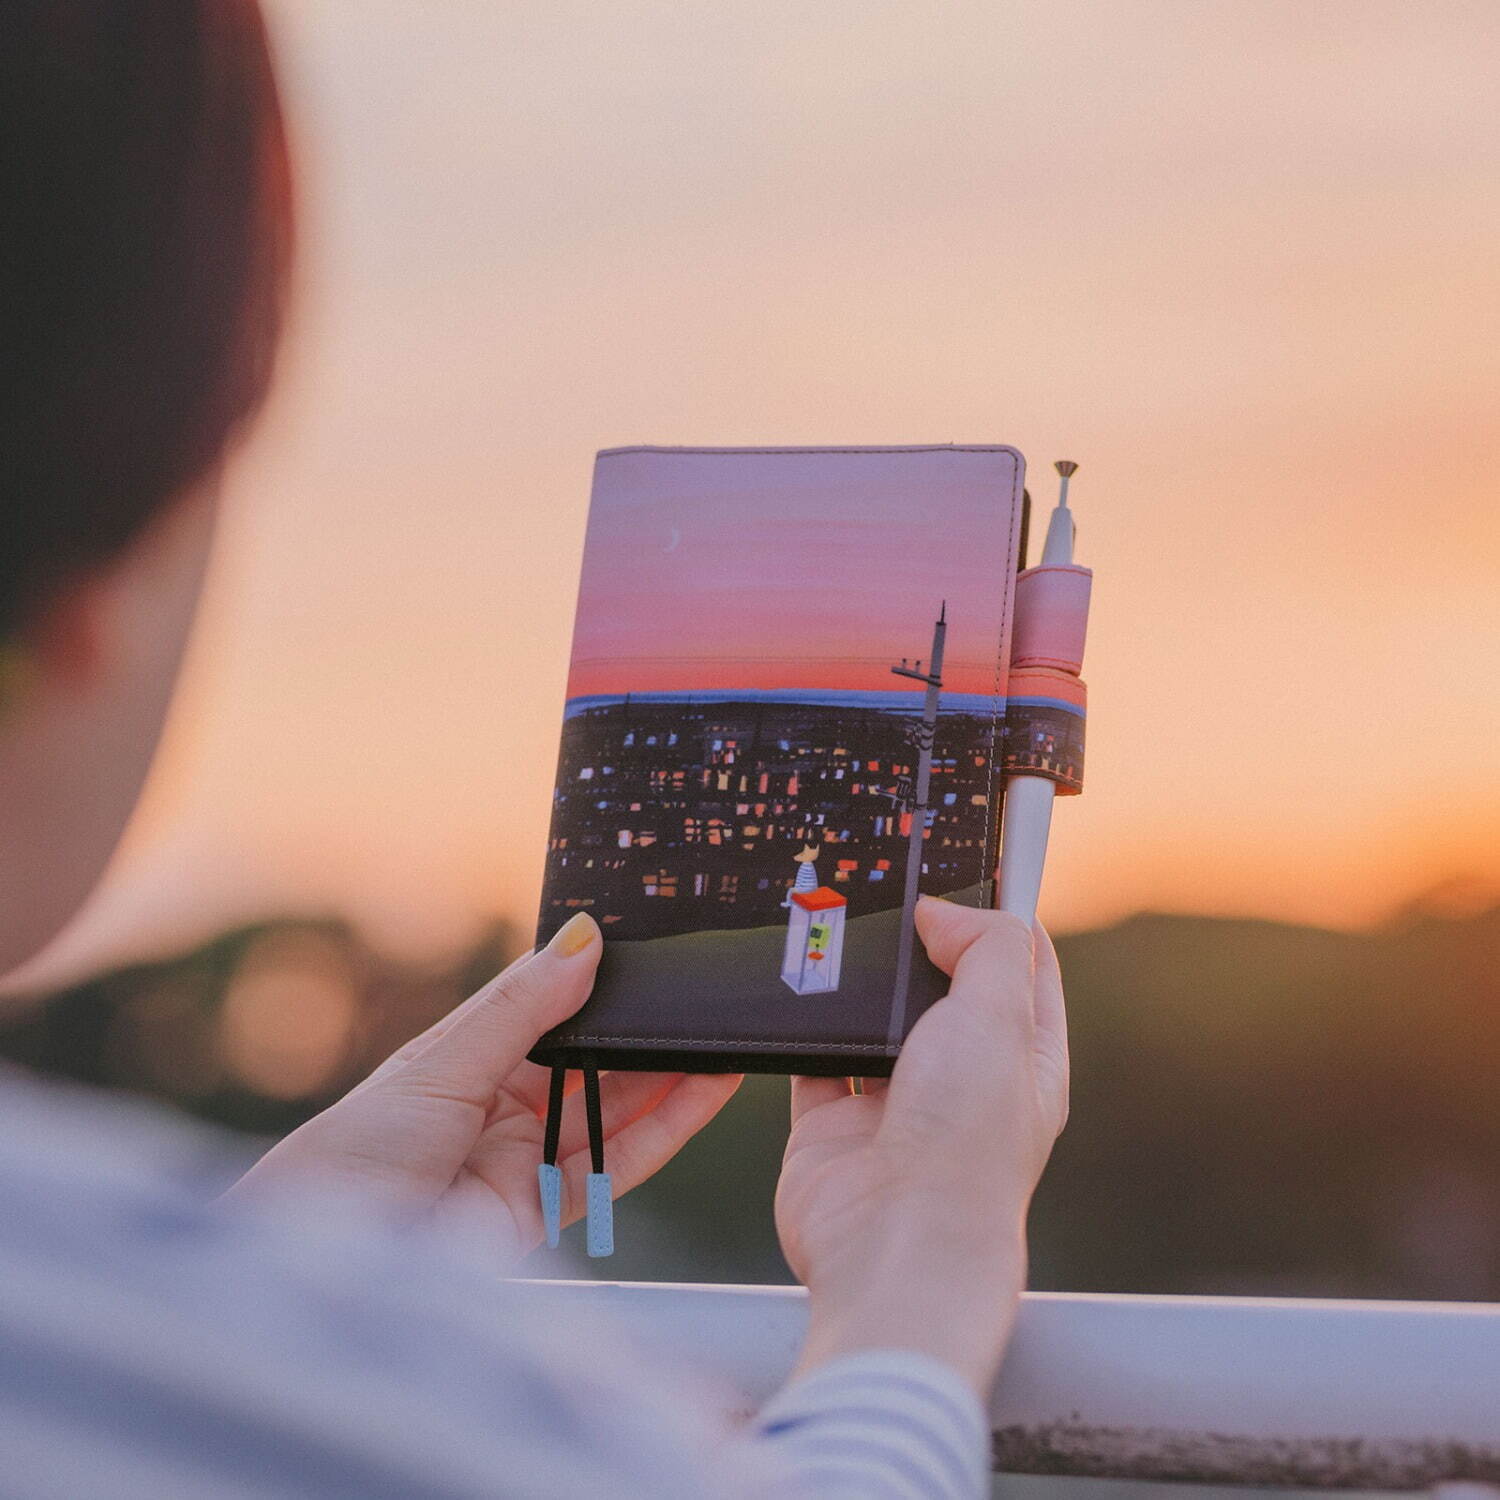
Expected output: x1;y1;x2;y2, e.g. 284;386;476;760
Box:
0;1073;993;1500
736;1351;989;1500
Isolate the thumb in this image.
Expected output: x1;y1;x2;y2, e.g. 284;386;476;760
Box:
914;894;1033;978
391;912;602;1107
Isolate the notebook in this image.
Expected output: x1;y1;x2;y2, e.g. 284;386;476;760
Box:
530;444;1028;1075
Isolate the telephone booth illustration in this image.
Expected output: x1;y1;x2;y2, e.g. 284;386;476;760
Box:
781;886;848;995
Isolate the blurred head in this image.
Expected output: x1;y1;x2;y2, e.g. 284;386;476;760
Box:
0;1;292;978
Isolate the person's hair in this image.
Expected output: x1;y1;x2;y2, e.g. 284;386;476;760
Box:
0;1;293;641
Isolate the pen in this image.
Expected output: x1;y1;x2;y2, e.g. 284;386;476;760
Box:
998;460;1081;925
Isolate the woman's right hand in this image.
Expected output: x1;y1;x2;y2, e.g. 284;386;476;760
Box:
774;896;1068;1396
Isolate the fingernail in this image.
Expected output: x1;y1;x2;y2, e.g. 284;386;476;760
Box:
548;911;599;958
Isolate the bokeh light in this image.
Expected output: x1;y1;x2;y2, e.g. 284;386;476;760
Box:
216;929;359;1099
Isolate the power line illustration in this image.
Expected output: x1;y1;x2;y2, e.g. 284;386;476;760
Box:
886;602;947;1044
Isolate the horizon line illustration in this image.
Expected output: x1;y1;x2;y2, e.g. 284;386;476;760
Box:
561;686;1011;718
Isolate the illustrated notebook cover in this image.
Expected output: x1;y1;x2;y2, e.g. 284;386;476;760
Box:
532;444;1028;1075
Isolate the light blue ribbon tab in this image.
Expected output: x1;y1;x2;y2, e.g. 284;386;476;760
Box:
585;1172;614;1258
538;1163;562;1249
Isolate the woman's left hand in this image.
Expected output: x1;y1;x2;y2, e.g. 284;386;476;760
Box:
225;912;741;1263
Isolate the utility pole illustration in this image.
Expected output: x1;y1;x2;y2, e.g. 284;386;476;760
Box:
886;602;947;1044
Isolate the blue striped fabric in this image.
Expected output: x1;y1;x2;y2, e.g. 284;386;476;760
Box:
0;1071;984;1499
752;1354;987;1499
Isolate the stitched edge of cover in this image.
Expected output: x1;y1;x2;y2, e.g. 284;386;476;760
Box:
597;444;1026;458
551;1035;898;1052
981;453;1024;915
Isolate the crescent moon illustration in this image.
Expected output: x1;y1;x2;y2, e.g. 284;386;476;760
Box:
664;526;682;553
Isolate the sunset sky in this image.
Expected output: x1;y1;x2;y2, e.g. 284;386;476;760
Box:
32;0;1500;978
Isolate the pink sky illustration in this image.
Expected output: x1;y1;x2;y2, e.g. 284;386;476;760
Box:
565;447;1022;702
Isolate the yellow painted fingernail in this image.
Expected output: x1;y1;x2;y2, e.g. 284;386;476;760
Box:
548;911;600;957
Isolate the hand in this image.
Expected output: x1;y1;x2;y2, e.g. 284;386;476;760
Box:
775;896;1068;1395
225;912;742;1265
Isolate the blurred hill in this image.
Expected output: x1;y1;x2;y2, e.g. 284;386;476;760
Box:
3;903;1496;1300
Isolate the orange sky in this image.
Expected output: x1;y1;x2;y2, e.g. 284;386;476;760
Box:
32;0;1500;979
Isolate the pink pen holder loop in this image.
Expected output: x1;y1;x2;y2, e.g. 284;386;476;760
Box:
1000;564;1091;794
1011;563;1091;673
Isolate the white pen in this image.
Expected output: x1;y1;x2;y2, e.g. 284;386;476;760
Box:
998;460;1081;925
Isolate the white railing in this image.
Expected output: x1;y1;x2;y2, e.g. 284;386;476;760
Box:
519;1280;1500;1487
